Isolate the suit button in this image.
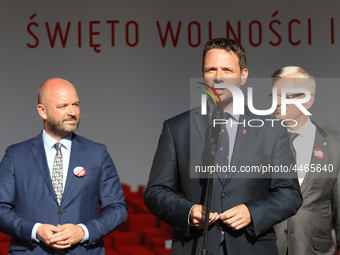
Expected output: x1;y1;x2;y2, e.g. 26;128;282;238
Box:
221;192;227;198
215;223;222;229
58;209;64;214
284;229;288;234
92;240;99;245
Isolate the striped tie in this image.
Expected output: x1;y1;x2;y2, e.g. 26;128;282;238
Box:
52;142;63;206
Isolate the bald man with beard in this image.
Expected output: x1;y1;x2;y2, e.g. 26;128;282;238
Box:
0;78;127;254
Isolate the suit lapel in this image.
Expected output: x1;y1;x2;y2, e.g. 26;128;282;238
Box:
192;109;225;184
192;109;209;144
63;134;84;200
225;113;250;184
30;133;59;203
300;127;328;193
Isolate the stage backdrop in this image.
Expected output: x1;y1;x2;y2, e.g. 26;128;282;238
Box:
0;0;339;189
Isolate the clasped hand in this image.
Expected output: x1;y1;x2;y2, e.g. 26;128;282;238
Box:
37;223;84;249
190;204;251;230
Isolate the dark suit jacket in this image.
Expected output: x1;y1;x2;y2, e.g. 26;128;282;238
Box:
274;124;340;255
0;133;128;254
144;107;302;255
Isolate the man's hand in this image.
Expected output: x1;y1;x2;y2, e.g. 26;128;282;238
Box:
190;205;219;229
49;224;84;249
219;204;251;230
36;224;65;248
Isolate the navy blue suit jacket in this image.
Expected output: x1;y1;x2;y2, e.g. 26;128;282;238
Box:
0;133;127;254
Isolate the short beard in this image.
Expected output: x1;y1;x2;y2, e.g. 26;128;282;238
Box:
46;115;80;138
220;89;233;109
221;96;233;109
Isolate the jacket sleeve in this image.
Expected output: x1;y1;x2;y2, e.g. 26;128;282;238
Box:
83;147;128;246
0;146;36;247
244;126;303;237
332;169;340;250
144;121;195;237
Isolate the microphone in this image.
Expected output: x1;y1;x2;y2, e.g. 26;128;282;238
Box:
201;105;224;255
209;105;224;156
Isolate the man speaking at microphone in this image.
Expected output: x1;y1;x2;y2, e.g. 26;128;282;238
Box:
144;38;302;255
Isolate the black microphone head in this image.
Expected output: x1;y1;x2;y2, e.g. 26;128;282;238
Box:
211;105;224;120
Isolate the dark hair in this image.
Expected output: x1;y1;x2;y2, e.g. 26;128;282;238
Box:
202;38;247;71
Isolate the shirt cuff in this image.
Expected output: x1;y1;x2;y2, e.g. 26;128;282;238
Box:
77;223;89;243
188;204;197;226
31;223;42;242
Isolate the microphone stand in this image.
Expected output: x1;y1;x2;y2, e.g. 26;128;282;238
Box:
200;146;217;255
200;106;223;255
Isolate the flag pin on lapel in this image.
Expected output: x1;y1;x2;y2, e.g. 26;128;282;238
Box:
73;166;86;177
313;148;324;160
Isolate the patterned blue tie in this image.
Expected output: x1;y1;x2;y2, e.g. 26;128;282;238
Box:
52;142;63;206
217;112;231;182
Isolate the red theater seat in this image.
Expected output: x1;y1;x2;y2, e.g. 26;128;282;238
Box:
0;242;9;255
157;220;173;236
110;231;140;248
115;245;156;255
154;248;171;255
125;196;149;214
140;228;164;247
105;250;123;255
0;233;10;242
148;237;167;250
120;214;157;233
103;235;114;250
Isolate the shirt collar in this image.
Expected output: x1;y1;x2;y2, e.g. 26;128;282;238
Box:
226;108;240;122
289;117;316;138
42;129;72;151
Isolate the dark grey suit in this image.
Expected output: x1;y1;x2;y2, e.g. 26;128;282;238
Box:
144;107;302;255
274;124;340;255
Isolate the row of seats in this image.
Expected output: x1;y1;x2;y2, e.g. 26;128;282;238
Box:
110;184;172;255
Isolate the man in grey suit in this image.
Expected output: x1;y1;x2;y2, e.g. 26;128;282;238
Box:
144;38;302;255
272;66;340;255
